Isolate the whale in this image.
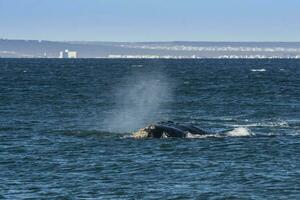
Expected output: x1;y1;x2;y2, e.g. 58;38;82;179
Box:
132;121;214;138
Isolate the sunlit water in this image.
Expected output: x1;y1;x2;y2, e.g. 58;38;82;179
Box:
0;59;299;199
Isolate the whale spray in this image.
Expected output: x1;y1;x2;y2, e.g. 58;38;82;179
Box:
104;72;172;133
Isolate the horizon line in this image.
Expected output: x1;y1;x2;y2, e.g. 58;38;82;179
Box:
1;38;300;43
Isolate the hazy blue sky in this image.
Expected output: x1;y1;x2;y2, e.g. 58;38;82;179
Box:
0;0;300;41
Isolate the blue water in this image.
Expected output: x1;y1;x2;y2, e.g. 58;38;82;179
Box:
0;59;299;199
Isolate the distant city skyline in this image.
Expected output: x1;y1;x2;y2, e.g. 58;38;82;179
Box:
0;0;300;42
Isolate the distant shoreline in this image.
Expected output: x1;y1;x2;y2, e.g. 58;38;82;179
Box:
1;39;300;59
1;57;300;60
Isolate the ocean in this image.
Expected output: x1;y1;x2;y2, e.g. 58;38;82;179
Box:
0;59;299;199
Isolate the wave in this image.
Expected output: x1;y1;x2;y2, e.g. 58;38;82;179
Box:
185;127;254;139
251;69;266;72
229;121;290;128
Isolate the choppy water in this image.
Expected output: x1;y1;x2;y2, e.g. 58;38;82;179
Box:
0;59;300;199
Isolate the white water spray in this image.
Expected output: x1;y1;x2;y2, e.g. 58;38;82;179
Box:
104;73;171;133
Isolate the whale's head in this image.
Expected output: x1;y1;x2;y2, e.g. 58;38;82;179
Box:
132;124;164;138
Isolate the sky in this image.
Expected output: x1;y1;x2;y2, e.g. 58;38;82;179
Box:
0;0;300;42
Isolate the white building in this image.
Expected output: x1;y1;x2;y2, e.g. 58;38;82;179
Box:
59;49;77;58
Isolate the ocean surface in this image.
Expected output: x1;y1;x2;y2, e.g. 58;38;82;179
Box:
0;59;299;199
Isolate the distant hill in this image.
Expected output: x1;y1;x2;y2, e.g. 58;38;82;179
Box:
1;39;300;58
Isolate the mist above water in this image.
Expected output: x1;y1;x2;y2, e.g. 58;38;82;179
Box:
104;72;172;133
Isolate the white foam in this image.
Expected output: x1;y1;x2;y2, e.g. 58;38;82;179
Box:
225;127;254;137
185;132;221;139
251;69;266;72
185;127;254;139
230;121;289;128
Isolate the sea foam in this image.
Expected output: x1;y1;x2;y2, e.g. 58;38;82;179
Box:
251;69;266;72
225;127;254;137
185;127;254;139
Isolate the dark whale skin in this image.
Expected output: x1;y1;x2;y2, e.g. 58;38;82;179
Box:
133;121;213;138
